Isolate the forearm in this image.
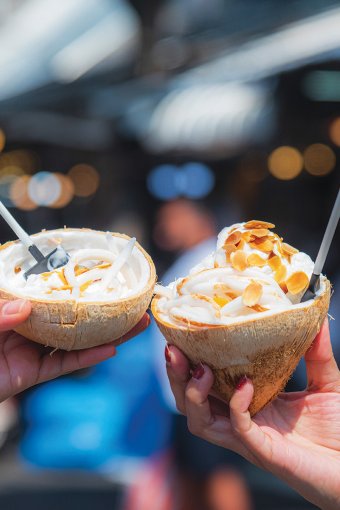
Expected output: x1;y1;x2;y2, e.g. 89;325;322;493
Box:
269;458;340;510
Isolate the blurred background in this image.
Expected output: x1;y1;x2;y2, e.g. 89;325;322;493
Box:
0;0;339;509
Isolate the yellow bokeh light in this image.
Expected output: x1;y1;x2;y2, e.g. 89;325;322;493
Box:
268;146;303;180
10;176;37;211
51;173;74;208
303;143;336;176
0;150;37;174
0;165;25;178
0;129;5;152
68;164;99;197
329;118;340;147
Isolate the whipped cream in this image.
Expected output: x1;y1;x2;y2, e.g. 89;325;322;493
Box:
155;221;317;327
0;229;151;302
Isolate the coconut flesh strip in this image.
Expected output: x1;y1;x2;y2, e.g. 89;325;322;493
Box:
154;221;318;327
0;229;151;302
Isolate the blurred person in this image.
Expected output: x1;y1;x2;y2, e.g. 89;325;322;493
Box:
166;319;340;510
153;199;253;510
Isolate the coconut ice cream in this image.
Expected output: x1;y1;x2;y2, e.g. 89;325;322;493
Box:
0;228;156;350
152;220;330;415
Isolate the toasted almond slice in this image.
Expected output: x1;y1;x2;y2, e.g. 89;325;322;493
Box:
244;220;275;229
224;244;237;262
213;295;232;307
236;239;246;250
80;280;94;294
241;231;254;243
250;228;269;238
282;242;299;256
51;285;72;291
251;304;268;312
274;265;287;283
247;253;267;267
213;283;239;300
214;261;219;268
192;294;221;317
267;255;282;271
250;239;274;252
230;250;248;271
74;265;90;276
95;262;112;270
286;271;309;295
58;268;68;286
279;281;288;293
242;281;263;307
177;277;189;295
225;231;242;245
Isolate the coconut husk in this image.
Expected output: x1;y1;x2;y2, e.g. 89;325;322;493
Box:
0;229;156;350
152;279;331;415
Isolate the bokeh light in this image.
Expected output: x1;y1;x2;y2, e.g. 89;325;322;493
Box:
0;129;5;152
68;164;100;197
51;173;74;208
0;174;17;206
0;150;37;174
329;118;340;147
10;175;37;211
147;163;215;200
147;165;179;200
181;163;215;198
268;146;303;180
303;143;336;176
28;172;61;207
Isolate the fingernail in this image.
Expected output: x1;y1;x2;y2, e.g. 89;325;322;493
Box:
235;376;248;390
192;363;204;380
2;299;27;315
165;345;171;364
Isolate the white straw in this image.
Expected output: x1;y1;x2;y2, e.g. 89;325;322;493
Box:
313;189;340;276
0;201;33;249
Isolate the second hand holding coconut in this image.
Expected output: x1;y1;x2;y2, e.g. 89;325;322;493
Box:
0;201;69;278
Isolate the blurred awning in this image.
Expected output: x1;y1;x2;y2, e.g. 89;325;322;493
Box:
0;0;140;101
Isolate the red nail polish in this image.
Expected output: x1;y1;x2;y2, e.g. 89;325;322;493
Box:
235;376;248;390
192;363;204;380
165;345;171;364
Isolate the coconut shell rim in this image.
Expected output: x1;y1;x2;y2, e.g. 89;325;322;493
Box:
151;277;330;331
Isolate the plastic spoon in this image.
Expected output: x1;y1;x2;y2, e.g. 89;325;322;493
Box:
0;201;69;279
301;189;340;302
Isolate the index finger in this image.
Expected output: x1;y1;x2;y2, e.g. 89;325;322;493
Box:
166;345;191;414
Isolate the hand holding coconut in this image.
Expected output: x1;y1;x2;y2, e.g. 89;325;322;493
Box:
0;297;150;403
166;320;340;510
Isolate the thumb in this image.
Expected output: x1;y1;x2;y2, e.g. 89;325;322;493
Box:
305;318;340;392
0;299;31;331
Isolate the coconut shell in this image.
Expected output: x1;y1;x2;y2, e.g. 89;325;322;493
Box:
0;230;156;350
152;279;331;415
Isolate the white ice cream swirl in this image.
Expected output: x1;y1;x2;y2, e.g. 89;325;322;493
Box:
155;221;316;327
0;230;150;302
